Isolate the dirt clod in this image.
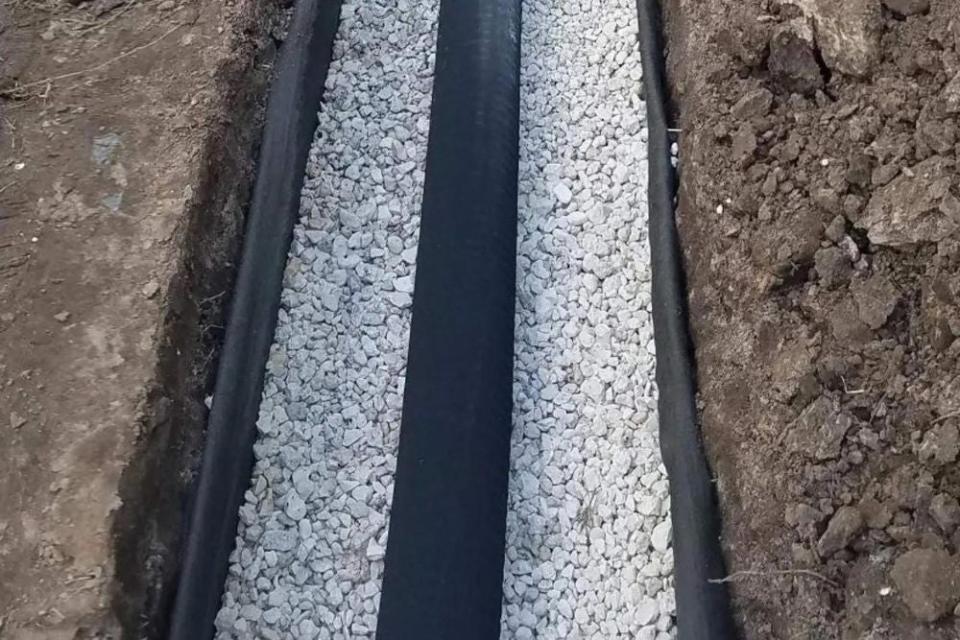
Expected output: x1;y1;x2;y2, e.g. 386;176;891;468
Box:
851;274;899;329
731;88;774;119
923;278;958;352
890;548;960;622
818;506;864;556
930;493;960;532
859;497;893;529
825;215;847;243
732;123;759;166
882;0;931;17
787;396;855;461
918;422;960;465
768;18;824;95
814;246;852;288
860;156;960;247
944;72;960;113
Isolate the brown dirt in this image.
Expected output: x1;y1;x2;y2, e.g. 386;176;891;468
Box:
663;0;960;637
0;0;283;637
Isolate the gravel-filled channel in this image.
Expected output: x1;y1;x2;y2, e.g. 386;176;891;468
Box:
500;1;675;639
214;0;672;637
214;1;438;637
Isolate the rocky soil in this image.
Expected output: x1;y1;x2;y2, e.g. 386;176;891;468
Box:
663;0;960;637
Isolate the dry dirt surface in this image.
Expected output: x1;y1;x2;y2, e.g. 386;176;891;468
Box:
664;0;960;637
0;0;281;637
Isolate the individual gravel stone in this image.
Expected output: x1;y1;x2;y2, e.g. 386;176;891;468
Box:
502;0;673;638
214;1;438;638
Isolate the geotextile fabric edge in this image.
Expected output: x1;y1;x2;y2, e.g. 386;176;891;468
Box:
634;1;739;638
167;1;343;637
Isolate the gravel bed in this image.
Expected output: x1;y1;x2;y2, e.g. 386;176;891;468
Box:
213;0;672;637
501;1;675;638
213;1;438;637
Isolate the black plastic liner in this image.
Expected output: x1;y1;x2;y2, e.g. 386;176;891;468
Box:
166;1;342;637
374;1;522;639
634;1;738;638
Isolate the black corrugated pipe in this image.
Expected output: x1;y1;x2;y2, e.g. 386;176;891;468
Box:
166;1;342;637
634;1;739;639
374;1;522;639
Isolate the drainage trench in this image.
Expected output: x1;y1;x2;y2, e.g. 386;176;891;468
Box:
171;0;736;638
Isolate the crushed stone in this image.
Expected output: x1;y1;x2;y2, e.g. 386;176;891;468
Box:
501;0;673;638
214;0;438;637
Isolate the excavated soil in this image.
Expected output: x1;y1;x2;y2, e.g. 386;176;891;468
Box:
0;0;281;637
663;0;960;637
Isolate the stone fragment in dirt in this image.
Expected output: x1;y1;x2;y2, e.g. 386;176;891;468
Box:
890;548;960;622
944;72;960;114
10;412;27;430
786;396;853;460
731;88;773;119
816;410;853;460
814;247;851;288
91;133;121;166
859;156;960;247
916;112;958;157
881;0;930;17
939;377;960;417
825;215;846;243
843;194;865;221
54;311;71;323
731;124;757;167
768;18;823;95
923;278;958;352
817;506;864;556
871;163;899;187
851;274;898;329
918;422;960;465
142;281;161;299
930;493;960;532
801;0;882;77
769;337;816;402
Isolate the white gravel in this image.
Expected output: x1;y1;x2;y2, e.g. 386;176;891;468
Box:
213;1;438;638
501;0;675;639
216;0;673;637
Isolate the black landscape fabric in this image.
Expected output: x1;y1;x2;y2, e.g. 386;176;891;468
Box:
375;0;522;639
167;1;342;638
634;1;738;638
